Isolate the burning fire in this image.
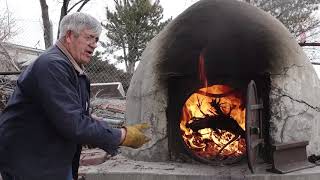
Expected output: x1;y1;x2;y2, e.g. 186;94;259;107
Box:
180;85;246;160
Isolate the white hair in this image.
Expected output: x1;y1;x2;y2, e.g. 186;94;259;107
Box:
59;12;102;39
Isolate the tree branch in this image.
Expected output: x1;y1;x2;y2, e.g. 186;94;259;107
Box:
39;0;53;48
76;0;91;12
67;0;84;13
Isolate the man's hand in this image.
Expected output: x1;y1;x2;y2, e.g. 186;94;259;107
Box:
121;123;150;148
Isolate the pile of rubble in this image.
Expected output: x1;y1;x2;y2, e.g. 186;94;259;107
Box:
90;97;126;127
80;97;126;167
0;76;17;111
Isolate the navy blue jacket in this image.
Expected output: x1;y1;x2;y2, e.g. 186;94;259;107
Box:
0;45;122;179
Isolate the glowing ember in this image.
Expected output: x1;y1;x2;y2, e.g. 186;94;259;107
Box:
180;85;246;160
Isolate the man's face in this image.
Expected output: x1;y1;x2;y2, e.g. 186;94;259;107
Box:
66;28;99;65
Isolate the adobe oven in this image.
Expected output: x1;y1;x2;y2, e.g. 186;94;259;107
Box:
122;0;320;170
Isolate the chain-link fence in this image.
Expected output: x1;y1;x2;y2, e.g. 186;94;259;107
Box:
84;58;133;93
0;66;130;120
0;43;134;112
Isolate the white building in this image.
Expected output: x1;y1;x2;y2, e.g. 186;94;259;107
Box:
0;42;44;72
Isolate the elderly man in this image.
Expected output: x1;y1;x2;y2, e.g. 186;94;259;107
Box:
0;12;149;180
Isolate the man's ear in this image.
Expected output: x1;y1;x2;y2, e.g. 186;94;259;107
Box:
65;30;73;43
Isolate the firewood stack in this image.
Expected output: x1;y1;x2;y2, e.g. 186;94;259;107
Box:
0;76;16;111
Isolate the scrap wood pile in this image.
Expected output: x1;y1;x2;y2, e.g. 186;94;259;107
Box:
81;97;126;166
0;77;16;111
90;98;126;127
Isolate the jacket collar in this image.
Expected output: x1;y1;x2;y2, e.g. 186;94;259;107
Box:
56;40;85;75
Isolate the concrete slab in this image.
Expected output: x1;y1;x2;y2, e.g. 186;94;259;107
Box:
91;82;125;98
79;155;320;180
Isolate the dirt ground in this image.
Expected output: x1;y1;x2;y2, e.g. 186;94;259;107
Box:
79;153;254;177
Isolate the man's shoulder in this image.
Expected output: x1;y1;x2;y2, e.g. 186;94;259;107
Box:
34;46;72;69
38;46;67;62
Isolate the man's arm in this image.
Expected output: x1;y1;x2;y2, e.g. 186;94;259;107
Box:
30;58;122;153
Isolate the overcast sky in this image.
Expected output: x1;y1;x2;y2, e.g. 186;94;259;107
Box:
0;0;198;49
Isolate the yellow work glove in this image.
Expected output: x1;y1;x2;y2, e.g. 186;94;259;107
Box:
122;123;150;149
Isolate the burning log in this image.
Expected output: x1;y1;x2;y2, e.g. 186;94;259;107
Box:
180;85;246;159
186;98;245;138
185;98;246;158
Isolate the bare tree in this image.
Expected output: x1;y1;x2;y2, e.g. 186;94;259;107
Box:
0;4;17;42
39;0;92;49
0;2;20;71
247;0;320;38
39;0;53;49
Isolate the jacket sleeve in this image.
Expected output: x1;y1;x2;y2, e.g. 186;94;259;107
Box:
25;57;122;154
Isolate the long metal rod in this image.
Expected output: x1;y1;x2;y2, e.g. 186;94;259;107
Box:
0;71;21;75
299;42;320;46
300;42;320;65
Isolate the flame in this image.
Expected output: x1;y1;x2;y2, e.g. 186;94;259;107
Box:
180;85;246;160
198;50;208;87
